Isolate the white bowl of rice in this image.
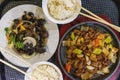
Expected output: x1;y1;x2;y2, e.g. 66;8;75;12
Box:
42;0;81;24
25;61;63;80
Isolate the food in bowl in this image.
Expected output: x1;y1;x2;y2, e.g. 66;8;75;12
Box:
60;23;119;80
47;0;79;20
4;11;49;58
42;0;81;24
25;62;63;80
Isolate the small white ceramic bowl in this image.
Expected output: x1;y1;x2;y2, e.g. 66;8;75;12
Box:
25;61;63;80
42;0;81;24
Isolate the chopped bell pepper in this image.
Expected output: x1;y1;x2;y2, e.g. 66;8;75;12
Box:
93;48;102;55
20;25;25;31
73;49;82;55
104;36;112;44
70;32;75;40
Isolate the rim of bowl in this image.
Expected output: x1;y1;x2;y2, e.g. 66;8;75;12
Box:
58;21;120;80
42;0;82;24
25;61;63;80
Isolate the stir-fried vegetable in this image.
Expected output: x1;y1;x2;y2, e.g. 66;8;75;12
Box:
5;11;49;58
73;49;82;55
93;48;102;55
63;26;119;80
104;36;112;44
65;62;71;73
70;32;75;40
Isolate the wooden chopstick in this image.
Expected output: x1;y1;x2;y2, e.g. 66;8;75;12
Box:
81;7;104;20
81;6;120;27
78;7;120;32
79;12;120;32
0;59;35;80
0;46;56;79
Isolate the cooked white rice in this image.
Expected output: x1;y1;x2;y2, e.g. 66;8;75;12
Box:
47;0;78;20
31;64;60;80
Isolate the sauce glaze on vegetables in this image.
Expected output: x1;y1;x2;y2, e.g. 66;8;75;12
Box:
63;26;119;80
5;11;49;58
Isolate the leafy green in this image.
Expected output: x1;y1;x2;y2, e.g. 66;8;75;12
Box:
4;27;12;35
14;41;24;49
19;35;23;41
9;35;24;49
8;35;16;44
4;27;9;35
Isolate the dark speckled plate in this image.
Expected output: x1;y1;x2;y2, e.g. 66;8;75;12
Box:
58;21;120;80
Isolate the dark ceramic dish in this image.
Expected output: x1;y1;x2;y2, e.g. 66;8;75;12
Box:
58;21;120;80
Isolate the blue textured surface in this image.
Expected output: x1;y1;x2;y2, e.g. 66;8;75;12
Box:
81;0;119;25
0;0;119;80
5;65;27;80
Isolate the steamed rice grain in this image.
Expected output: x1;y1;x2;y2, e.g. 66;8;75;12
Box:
47;0;78;20
31;64;60;80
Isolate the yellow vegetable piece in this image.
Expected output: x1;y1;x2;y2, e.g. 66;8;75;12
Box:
73;49;82;55
80;37;84;43
103;47;109;56
13;29;18;34
70;32;75;40
97;33;105;39
111;47;119;53
104;36;112;44
90;54;97;62
93;48;102;55
107;44;113;49
71;40;76;46
20;25;25;31
99;40;104;47
8;42;14;48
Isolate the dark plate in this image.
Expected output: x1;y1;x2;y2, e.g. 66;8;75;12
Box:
58;21;120;80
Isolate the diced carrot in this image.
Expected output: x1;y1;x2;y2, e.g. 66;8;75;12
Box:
94;38;100;47
65;62;71;73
